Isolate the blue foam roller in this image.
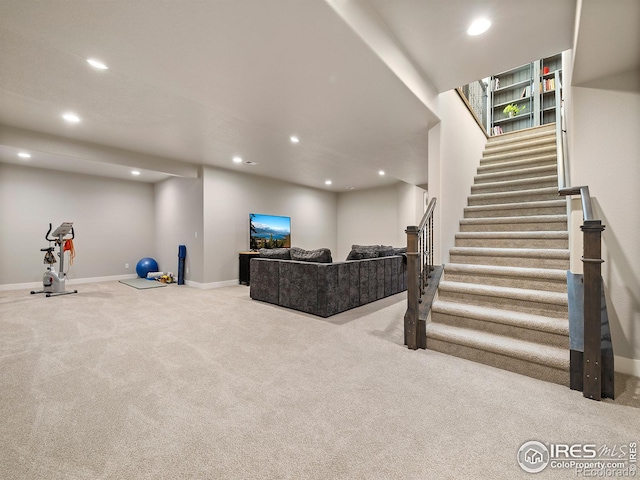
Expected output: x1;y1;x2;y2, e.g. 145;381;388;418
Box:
178;245;186;285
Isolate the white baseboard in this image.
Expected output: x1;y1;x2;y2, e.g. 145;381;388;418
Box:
2;276;241;292
72;274;138;285
615;355;640;378
185;279;240;290
0;274;137;292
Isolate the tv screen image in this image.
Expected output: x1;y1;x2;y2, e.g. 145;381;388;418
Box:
250;213;291;250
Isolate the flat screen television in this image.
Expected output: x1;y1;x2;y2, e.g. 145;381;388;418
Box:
250;213;291;250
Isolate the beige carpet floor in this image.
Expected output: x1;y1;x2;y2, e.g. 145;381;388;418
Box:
1;282;638;479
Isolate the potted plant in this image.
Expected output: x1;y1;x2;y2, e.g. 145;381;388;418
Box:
503;103;526;117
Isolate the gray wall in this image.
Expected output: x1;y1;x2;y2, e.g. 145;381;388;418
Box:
202;166;338;285
568;69;640;365
0;163;155;285
336;182;425;261
154;175;204;284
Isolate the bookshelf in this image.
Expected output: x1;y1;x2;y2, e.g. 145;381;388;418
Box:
540;53;562;125
489;54;562;135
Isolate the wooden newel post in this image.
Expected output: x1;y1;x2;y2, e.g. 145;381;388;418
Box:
581;219;605;400
405;226;419;350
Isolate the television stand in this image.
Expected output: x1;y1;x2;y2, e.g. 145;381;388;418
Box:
239;251;260;285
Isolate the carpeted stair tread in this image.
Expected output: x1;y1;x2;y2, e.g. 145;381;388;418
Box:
454;232;568;249
437;280;568;308
478;154;556;173
455;231;568;241
467;186;560;206
486;124;556;146
485;134;556;152
431;300;569;336
474;164;557;184
449;246;569;260
464;199;565;217
425;322;569;370
480;147;557;165
444;262;567;281
443;263;568;292
471;175;558;193
460;214;567;226
483;137;556;156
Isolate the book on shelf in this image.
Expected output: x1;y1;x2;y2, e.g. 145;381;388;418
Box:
492;77;500;90
492;126;503;136
521;85;531;98
543;78;556;92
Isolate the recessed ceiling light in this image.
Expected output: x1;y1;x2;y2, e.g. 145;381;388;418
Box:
378;170;385;176
233;156;243;164
467;18;491;36
62;112;81;123
18;152;31;158
325;180;332;185
290;136;299;144
86;58;108;70
131;170;141;176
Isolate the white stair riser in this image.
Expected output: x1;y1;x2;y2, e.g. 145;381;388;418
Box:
437;289;568;317
464;205;566;218
471;177;558;194
425;337;569;386
455;236;568;249
449;253;569;270
431;311;569;348
443;270;567;293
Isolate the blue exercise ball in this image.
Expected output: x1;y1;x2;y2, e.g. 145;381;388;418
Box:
136;257;159;278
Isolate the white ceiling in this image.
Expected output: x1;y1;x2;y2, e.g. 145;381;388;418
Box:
572;0;640;87
0;0;581;190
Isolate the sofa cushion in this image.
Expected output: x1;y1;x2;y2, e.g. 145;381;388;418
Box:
259;247;290;260
290;247;333;263
347;245;380;261
393;247;407;255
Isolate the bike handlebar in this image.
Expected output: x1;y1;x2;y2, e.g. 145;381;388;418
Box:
45;223;75;242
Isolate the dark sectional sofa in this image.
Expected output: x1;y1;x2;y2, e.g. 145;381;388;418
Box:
250;255;407;317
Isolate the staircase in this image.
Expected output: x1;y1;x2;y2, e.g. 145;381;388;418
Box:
426;124;570;385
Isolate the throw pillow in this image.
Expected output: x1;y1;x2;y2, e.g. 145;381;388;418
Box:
346;250;364;261
259;248;291;260
393;247;407;255
290;247;333;263
350;244;380;259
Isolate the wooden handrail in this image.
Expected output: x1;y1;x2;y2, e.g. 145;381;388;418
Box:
405;197;437;350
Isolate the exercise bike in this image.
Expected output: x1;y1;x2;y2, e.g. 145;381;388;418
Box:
31;222;78;297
